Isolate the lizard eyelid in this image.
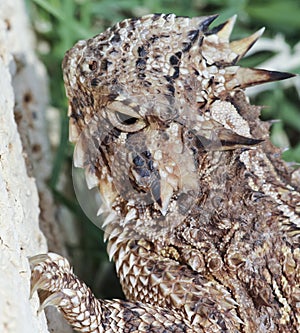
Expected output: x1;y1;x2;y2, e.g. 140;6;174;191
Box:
115;111;139;125
106;100;147;132
107;108;147;132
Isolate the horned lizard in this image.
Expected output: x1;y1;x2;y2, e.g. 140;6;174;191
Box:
30;14;300;332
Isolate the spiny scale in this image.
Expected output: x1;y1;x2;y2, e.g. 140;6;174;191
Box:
226;67;294;90
63;13;294;142
30;13;299;333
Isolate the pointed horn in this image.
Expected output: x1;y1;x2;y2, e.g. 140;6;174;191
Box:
230;28;265;61
226;67;295;90
96;204;110;216
151;180;175;216
215;15;237;41
216;129;263;150
158;180;174;216
98;178;118;208
150;178;173;216
150;179;162;207
199;14;219;31
73;139;85;168
102;211;117;227
85;168;99;189
191;123;263;151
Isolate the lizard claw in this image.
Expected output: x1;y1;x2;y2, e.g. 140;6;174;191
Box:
29;253;73;300
37;289;79;314
29;252;72;270
36;291;65;314
29;253;105;332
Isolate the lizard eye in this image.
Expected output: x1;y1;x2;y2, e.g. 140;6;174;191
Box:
115;111;139;126
106;101;147;132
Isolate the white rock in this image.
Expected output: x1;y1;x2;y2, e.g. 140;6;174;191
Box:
0;1;72;332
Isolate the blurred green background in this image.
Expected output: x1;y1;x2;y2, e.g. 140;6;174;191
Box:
25;0;300;299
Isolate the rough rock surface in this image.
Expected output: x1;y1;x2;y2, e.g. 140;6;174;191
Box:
0;1;71;332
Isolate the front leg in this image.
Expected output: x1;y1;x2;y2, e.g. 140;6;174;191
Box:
29;253;195;333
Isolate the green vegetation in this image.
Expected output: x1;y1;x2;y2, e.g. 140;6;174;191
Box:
26;0;300;298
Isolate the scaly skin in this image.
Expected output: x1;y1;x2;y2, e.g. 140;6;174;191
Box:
30;14;300;332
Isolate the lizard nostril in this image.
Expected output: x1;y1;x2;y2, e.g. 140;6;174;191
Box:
88;60;98;71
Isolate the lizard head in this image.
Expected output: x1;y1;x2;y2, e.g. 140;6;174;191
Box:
62;14;293;239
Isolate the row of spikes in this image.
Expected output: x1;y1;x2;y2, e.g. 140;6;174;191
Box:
203;14;294;88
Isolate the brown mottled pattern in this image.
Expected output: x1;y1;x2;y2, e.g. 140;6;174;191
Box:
30;13;299;332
